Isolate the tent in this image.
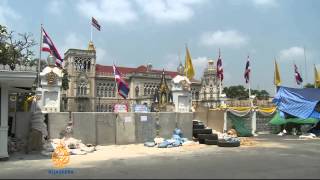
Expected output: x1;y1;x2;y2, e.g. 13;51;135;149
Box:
269;111;319;125
273;86;320;119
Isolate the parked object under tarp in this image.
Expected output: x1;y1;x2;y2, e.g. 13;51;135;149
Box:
273;86;320;119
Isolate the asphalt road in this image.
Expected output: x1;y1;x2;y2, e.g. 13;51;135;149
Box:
1;135;319;179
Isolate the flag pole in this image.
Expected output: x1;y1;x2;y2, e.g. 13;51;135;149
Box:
37;24;43;88
113;61;119;103
90;20;93;42
304;46;307;85
248;54;252;107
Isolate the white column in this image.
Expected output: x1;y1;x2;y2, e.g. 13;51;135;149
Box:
252;109;257;136
223;110;227;133
0;83;9;159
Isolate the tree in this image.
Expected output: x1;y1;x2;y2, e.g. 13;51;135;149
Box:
0;24;36;68
223;85;248;100
304;83;319;88
223;85;270;100
62;69;69;90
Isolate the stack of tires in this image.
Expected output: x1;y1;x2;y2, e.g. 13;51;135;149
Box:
193;120;218;145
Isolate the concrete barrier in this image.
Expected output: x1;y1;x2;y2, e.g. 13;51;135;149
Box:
48;112;69;139
95;113;117;145
11;112;32;141
158;112;177;139
176;112;193;139
72;113;96;145
116;113;136;145
135;113;157;143
194;106;208;124
207;110;225;132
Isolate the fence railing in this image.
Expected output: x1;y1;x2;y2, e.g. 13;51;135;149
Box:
0;64;37;72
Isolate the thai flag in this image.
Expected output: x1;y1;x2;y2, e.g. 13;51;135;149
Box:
113;64;130;99
294;64;303;85
216;54;223;81
91;17;101;31
244;56;251;84
41;27;63;67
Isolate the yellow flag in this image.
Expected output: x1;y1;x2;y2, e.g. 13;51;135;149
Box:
314;65;320;88
184;46;195;80
274;60;281;86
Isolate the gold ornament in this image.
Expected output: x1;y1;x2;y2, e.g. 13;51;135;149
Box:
47;71;57;85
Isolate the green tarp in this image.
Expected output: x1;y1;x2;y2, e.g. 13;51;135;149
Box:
228;113;253;137
269;112;319;125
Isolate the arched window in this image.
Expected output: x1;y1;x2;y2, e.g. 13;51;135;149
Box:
109;105;113;112
78;81;88;96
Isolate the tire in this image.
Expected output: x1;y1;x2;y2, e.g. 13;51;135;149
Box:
193;129;212;138
205;139;218;145
198;134;218;141
217;140;240;147
193;124;205;129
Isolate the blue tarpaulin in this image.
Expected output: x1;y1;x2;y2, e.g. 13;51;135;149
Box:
273;86;320;119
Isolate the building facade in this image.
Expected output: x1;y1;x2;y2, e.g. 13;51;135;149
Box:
62;43;221;112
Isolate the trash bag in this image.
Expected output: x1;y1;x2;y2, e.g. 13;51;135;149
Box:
144;142;156;147
158;141;171;148
173;128;183;137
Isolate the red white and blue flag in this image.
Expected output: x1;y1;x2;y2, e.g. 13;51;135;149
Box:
294;64;303;85
41;27;63;67
216;51;223;81
244;56;251;84
91;17;101;31
113;64;130;99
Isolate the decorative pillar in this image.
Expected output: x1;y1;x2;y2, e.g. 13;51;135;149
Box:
252;109;257;135
0;83;9;159
223;110;227;133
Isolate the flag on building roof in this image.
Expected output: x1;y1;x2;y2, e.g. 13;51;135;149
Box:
184;46;195;80
41;27;63;67
91;17;101;31
294;64;303;85
244;55;250;84
216;49;223;81
274;60;281;86
113;64;130;99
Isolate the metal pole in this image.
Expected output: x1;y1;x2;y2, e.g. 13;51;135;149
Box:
90;20;93;42
38;24;43;88
304;46;307;84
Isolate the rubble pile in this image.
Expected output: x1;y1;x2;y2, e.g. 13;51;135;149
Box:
41;125;96;156
41;137;96;156
8;137;27;154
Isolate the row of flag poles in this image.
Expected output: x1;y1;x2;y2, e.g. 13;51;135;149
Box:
274;60;320;89
38;17;319;101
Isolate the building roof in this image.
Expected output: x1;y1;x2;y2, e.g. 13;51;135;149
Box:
96;64;180;78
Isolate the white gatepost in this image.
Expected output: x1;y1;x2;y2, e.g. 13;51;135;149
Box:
252;109;257;136
223;110;227;133
0;83;9;159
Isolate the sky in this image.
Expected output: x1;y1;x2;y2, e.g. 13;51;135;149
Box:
1;0;320;95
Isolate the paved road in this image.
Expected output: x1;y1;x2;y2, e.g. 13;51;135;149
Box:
1;135;319;179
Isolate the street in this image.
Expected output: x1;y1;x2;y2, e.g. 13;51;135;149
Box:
1;135;319;179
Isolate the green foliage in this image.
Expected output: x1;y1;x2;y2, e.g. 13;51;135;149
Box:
0;24;36;66
223;85;270;100
62;69;69;90
304;83;319;88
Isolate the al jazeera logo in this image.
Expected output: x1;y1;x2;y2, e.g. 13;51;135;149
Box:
52;143;70;168
48;143;74;175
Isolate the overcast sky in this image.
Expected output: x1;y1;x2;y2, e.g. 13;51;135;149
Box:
1;0;319;94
